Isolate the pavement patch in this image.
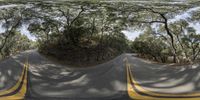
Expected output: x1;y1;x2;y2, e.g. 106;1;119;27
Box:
0;62;28;100
126;59;200;100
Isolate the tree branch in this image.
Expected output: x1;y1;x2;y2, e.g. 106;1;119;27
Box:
70;6;85;26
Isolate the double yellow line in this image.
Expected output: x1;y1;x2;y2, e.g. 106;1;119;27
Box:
0;62;28;100
126;58;200;100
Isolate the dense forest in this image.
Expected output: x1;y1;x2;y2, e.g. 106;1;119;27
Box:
0;0;200;65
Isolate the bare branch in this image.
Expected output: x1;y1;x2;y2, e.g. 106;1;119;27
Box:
132;20;165;24
70;6;85;26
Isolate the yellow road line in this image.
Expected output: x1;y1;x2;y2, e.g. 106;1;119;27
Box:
127;64;164;100
0;63;28;100
126;59;200;100
0;64;26;96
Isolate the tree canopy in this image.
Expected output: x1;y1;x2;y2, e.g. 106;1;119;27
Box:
0;0;200;64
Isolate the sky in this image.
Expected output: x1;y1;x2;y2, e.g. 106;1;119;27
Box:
0;4;200;41
0;4;37;41
0;23;5;33
122;6;200;40
19;24;37;41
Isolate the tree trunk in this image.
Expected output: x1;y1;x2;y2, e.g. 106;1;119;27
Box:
161;14;177;63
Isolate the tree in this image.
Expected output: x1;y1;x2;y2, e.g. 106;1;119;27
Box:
0;5;36;59
131;28;169;63
0;7;23;58
24;1;130;63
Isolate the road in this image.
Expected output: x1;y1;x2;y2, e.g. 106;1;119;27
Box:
0;50;200;100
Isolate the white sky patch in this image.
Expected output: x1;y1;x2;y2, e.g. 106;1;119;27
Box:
0;4;23;9
189;22;200;34
169;12;191;23
124;6;200;40
1;4;200;41
0;23;6;33
122;30;142;41
19;24;37;41
151;23;162;33
169;7;200;23
0;21;36;41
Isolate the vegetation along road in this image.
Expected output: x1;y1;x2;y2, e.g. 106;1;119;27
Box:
1;0;200;100
1;50;200;100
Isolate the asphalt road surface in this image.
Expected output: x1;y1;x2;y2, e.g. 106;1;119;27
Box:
0;50;200;100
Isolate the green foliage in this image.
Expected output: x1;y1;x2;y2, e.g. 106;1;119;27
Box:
131;31;169;62
0;31;36;59
132;24;200;63
1;0;200;64
25;2;130;63
0;6;36;59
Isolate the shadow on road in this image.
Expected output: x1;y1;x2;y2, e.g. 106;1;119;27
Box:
128;54;200;94
0;57;23;92
10;50;129;100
